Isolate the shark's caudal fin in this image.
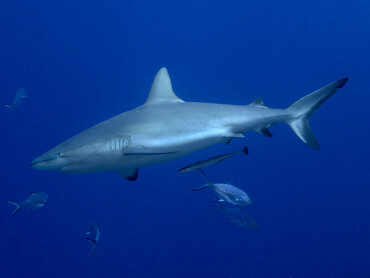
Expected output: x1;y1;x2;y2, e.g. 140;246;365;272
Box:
6;200;21;216
286;78;348;150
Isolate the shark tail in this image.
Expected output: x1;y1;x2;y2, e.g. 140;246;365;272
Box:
6;200;21;216
285;78;348;150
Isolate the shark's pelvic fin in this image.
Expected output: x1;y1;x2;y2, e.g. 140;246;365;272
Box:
144;67;184;105
117;168;139;181
256;128;273;137
286;77;349;150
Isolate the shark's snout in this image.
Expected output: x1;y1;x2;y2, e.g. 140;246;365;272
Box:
30;152;66;170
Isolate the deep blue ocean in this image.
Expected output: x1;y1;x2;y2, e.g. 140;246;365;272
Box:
0;1;369;277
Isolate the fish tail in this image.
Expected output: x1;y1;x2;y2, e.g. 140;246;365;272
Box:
241;146;248;155
285;78;348;150
86;238;97;259
6;200;21;216
3;104;13;109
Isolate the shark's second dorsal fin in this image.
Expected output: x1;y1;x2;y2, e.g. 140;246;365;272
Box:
144;67;184;105
250;97;267;108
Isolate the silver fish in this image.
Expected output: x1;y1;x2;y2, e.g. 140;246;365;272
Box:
177;146;248;173
193;169;251;206
6;192;48;216
4;88;27;109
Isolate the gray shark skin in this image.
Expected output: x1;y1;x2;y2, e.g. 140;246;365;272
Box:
30;68;348;181
6;192;48;216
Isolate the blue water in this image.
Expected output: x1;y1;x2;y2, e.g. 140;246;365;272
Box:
0;1;369;277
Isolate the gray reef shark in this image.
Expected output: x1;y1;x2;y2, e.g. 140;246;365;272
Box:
30;68;348;181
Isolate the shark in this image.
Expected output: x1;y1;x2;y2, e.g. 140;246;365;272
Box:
30;68;348;181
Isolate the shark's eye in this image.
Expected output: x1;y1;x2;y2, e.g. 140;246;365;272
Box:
57;152;64;158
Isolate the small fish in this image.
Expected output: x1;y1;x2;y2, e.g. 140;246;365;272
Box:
210;199;257;228
193;169;251;206
85;223;100;259
6;192;48;216
4;88;27;109
177;146;248;173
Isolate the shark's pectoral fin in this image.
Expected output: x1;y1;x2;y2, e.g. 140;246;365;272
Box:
256;128;273;137
117;168;139;181
221;132;245;144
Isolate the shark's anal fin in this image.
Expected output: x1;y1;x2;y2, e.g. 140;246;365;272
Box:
256;128;273;137
117;168;139;181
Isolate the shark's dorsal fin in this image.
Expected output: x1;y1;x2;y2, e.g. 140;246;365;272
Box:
250;97;267;108
144;68;184;105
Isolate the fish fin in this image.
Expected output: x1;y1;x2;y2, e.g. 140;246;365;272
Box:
256;128;273;137
222;138;233;145
250;97;268;108
117;168;139;181
211;199;224;203
88;244;96;259
86;238;96;259
124;146;178;156
3;104;13;109
192;184;210;191
241;146;249;155
198;169;213;185
177;165;192;173
144;67;184;105
224;133;245;139
286;77;348;150
86;238;97;245
6;200;21;216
